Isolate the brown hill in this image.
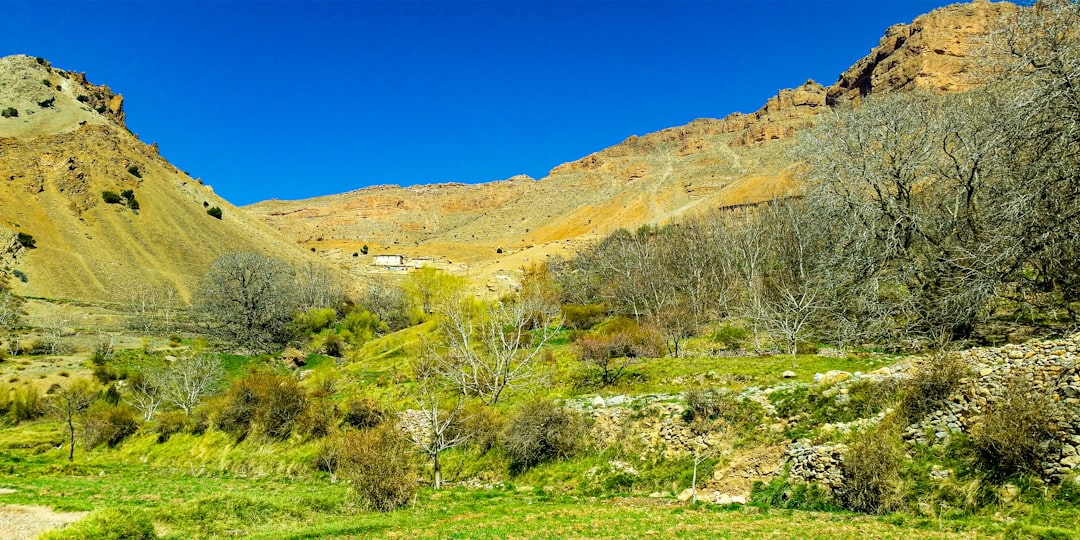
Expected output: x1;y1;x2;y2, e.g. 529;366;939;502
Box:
245;1;1018;291
0;55;329;303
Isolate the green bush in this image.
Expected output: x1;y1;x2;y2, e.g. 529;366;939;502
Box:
293;308;336;335
38;97;55;108
40;507;156;540
335;423;417;511
561;304;606;330
9;384;44;422
1;107;18;118
127;165;142;178
503;400;584;473
15;232;35;248
76;95;89;103
971;376;1061;480
710;323;749;349
207;206;223;219
127;198;140;211
102;190;122;204
41;79;51;87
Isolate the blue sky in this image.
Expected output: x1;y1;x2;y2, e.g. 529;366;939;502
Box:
4;1;957;205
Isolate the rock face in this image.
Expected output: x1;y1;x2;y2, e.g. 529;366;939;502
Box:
827;0;1018;105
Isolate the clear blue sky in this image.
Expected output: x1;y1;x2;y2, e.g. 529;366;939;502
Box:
4;1;957;205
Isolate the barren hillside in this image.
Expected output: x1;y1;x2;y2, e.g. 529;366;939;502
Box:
0;55;331;302
245;1;1018;291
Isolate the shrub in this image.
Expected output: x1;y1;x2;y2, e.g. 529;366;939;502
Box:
39;507;157;540
153;410;189;443
12;269;27;283
95;105;107;113
898;351;969;424
207;206;223;219
76;95;89;103
335;423;417;511
80;402;141;448
9;384;43;422
503;400;584;473
126;165;142;178
38;97;55;108
453;401;504;454
573;318;663;385
42;79;51;87
15;232;35;248
301;397;336;439
710;323;749;349
839;423;903;514
1;107;18;118
341;395;385;430
215;371;307;440
121;189;135;199
293;308;336;335
102;190;122;204
361;245;368;255
127;198;140;211
561;304;606;330
970;376;1061;480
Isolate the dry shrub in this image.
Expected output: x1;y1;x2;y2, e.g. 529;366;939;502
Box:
215;371;307;440
561;304;606;330
302;397;337;439
335;423;417;512
503;400;584;473
839;422;903;514
153;410;189;443
80;402;141;448
452;402;505;454
899;350;969;424
341;395;386;430
573;318;663;385
971;376;1061;480
10;384;44;422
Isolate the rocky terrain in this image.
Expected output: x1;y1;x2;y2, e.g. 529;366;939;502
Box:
244;0;1018;291
0;55;333;303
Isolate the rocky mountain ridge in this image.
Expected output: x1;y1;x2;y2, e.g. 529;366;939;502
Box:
245;1;1019;290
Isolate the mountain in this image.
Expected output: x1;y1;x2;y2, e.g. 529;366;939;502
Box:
244;1;1019;290
0;55;326;303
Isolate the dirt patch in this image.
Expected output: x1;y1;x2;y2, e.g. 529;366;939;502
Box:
706;444;788;497
0;504;88;540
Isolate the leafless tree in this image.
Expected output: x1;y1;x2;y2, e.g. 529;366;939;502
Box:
407;362;470;489
159;354;224;415
47;379;96;462
295;261;344;312
194;252;298;351
125;371;166;421
431;293;560;406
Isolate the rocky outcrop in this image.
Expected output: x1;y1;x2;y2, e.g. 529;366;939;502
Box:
826;0;1018;105
904;336;1080;480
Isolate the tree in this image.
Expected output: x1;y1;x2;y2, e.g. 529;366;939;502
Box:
126;282;179;334
124;371;165;421
47;379;96;462
195;252;298;351
430;293;560;406
406;362;469;489
405;266;466;315
294;261;344;312
159;354;223;415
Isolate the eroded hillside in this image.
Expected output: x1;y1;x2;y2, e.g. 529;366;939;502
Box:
0;55;332;302
244;0;1018;291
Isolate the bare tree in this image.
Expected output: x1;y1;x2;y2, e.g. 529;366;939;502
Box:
159;354;224;415
194;252;298;351
431;294;560;406
295;261;344;312
407;363;470;489
127;282;181;334
125;371;166;421
47;379;96;462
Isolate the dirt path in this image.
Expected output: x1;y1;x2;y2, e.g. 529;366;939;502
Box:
0;502;87;540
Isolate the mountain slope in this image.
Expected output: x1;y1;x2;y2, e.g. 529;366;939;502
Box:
0;55;329;302
244;1;1018;290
